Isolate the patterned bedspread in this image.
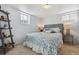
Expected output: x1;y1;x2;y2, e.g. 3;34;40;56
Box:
23;32;63;55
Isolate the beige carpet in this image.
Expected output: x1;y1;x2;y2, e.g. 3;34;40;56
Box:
6;45;40;55
60;44;79;55
6;44;79;55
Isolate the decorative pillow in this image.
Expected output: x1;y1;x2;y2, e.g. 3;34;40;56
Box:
50;31;56;33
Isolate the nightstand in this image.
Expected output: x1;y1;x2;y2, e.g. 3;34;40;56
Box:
64;34;74;45
64;28;74;44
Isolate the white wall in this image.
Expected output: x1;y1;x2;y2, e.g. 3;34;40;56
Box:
1;5;41;44
43;14;62;25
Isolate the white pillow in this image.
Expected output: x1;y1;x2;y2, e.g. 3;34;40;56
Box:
44;28;60;33
50;28;60;32
45;30;52;33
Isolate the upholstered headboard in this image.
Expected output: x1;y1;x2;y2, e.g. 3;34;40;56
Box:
44;24;64;40
44;24;64;33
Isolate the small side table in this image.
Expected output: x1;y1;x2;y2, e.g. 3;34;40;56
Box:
64;34;74;45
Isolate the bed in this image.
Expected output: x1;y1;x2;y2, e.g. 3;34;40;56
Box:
23;24;64;55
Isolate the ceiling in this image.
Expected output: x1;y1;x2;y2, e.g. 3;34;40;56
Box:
6;4;78;18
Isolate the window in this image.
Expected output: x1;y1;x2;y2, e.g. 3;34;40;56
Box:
62;14;70;22
61;12;78;23
21;12;30;24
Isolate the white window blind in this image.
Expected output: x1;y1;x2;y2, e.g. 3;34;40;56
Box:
62;14;70;22
21;12;30;24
